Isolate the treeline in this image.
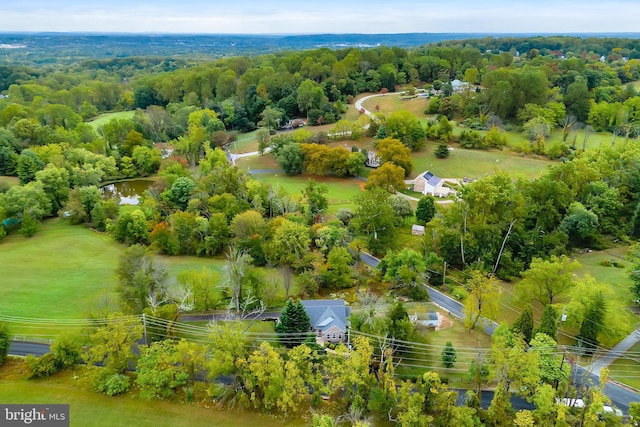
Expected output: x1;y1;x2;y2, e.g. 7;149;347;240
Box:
6;316;639;426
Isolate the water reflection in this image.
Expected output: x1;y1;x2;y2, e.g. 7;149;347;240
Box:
100;180;153;205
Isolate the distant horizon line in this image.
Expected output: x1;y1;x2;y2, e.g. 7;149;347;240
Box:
1;31;640;37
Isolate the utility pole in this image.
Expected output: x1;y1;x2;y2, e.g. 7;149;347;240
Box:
443;261;447;286
142;313;147;345
555;345;567;391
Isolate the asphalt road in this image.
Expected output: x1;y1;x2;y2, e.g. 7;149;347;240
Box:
356;249;639;413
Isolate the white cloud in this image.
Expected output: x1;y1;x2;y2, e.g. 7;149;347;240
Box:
1;1;640;33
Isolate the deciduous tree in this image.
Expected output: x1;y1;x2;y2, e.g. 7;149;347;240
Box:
87;313;143;373
463;270;501;330
516;255;580;306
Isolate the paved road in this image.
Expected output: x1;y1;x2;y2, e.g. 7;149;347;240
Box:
8;340;51;357
354;93;383;117
357;249;639;413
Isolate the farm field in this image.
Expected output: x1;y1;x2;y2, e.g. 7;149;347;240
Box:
0;361;308;427
87;111;136;130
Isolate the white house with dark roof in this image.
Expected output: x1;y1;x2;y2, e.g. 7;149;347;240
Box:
301;300;350;344
450;79;470;93
413;171;452;197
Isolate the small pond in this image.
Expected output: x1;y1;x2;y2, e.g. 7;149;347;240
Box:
100;179;153;205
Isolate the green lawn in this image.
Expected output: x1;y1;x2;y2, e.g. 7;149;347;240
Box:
87;111;136;131
361;92;429;119
0;219;236;337
394;303;492;385
0;219;123;337
409;143;553;179
0;362;307;427
229;129;260;154
608;342;640;390
574;246;634;299
252;173;364;214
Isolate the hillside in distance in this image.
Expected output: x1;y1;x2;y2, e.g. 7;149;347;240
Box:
2;32;637;65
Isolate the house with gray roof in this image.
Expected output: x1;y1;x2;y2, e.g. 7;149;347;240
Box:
451;79;470;93
301;300;350;344
413;171;452;197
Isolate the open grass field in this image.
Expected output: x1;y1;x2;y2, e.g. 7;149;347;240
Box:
87;111;135;131
228;129;260;154
236;153;281;171
252;173;364;214
409;143;554;179
0;361;308;427
0;175;19;187
0;219;234;337
361;93;429;119
0;219;123;337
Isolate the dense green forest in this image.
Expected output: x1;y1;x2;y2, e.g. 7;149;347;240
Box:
3;35;640;425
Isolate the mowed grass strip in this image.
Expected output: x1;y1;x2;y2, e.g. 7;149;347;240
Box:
87;111;136;131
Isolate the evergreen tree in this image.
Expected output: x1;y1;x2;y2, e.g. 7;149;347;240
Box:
434;141;450;158
511;304;534;343
535;305;558;339
415;195;436;224
276;299;311;348
578;293;606;351
387;301;414;346
441;341;457;368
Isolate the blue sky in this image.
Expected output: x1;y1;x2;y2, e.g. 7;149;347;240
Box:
1;1;639;34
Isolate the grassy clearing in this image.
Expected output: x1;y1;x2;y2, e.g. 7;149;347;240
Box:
252;173;364;214
0;219;278;337
0;219;122;336
236;153;281;171
409;143;553;179
0;175;19;187
395;304;492;385
608;342;640;390
0;360;308;427
361;93;429;119
87;111;135;131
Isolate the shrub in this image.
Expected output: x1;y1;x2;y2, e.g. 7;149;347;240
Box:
93;369;131;396
25;353;62;379
0;322;9;366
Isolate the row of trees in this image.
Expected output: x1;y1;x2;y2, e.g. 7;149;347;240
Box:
10;314;638;426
